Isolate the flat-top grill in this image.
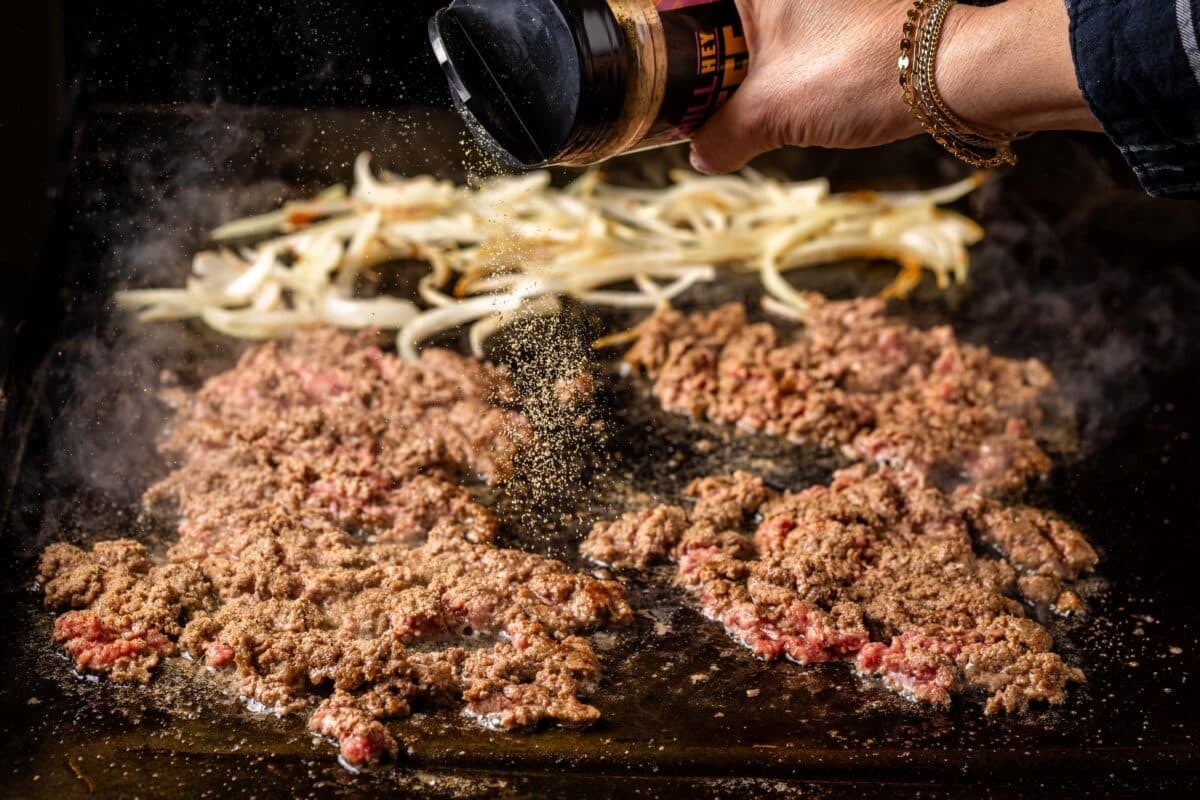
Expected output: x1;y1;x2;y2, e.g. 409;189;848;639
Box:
1;105;1198;798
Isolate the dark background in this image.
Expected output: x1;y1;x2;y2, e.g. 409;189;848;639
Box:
5;0;459;248
63;0;452;108
1;0;454;372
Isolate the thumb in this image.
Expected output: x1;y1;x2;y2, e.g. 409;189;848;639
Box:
688;77;783;173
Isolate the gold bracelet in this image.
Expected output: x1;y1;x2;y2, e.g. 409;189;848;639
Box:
899;0;1021;168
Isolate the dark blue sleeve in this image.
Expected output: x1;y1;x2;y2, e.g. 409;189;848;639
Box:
1066;0;1200;197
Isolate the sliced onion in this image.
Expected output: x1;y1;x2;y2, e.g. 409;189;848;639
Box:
761;296;809;321
200;307;312;339
116;288;199;309
881;173;986;207
352;153;456;211
223;247;279;303
760;259;812;316
211;209;289;242
252;280;283;311
579;267;714;307
398;294;525;362
120;151;986;353
319;292;419;329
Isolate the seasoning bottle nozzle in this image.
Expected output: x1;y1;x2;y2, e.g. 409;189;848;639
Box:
428;0;747;168
428;0;627;167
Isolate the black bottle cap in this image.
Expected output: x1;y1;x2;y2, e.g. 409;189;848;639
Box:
429;0;629;167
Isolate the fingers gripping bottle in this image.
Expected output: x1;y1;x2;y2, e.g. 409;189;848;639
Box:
429;0;749;167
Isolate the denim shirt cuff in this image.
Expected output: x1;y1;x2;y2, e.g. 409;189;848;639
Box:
1066;0;1200;198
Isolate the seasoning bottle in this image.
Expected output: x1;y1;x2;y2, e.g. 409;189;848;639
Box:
428;0;749;167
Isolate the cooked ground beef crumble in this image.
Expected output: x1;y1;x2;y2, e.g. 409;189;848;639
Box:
626;297;1057;492
39;329;632;766
583;467;1096;713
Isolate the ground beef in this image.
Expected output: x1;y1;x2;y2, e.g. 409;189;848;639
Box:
552;368;598;408
40;540;213;681
461;628;602;729
955;492;1099;579
580;506;689;569
51;610;176;683
579;473;768;569
39;329;632;766
310;694;399;766
146;328;527;543
626;298;1058;492
686;471;771;530
584;465;1093;714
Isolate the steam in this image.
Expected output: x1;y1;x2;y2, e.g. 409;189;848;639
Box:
956;158;1200;453
39;114;293;526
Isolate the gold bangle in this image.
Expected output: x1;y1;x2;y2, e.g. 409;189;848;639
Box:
899;0;1022;169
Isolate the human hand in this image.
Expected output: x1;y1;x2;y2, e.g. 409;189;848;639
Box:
689;0;1099;173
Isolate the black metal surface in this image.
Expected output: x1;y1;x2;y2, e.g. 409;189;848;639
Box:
1;105;1199;798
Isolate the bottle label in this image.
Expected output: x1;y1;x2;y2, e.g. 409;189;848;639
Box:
642;0;748;147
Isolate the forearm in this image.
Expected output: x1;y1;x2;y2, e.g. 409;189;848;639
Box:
690;0;1103;173
938;0;1101;134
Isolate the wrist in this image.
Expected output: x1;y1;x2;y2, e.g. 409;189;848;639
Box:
934;0;1099;134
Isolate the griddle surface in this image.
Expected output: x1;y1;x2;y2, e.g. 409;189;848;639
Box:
1;107;1198;798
